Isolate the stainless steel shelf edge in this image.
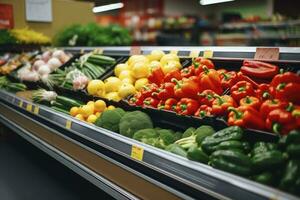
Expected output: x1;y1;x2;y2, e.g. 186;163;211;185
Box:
0;90;298;200
0;114;137;200
62;46;300;61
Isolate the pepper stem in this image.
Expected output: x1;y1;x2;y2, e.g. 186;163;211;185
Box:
228;107;243;119
286;102;294;112
180;104;187;110
214;95;224;105
200;111;206;118
221;72;229;80
262;92;270;99
292;110;300;117
276;83;286;90
238;86;245;92
202;66;209;74
272;123;281;134
245;96;251;104
171;78;181;88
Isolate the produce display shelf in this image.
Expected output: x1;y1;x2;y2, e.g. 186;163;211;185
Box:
63;46;300;62
0;89;298;200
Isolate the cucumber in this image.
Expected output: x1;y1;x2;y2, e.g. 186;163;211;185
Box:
50;101;66;109
55;95;83;108
88;55;116;65
51;106;70;115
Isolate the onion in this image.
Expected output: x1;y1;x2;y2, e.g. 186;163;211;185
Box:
52;50;65;60
47;57;62;71
42;51;51;62
38;64;51;76
21;71;40;82
60;54;70;64
33;60;45;71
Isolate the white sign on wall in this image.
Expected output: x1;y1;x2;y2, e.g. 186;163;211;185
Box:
25;0;52;22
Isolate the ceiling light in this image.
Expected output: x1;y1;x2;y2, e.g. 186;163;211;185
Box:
92;2;124;13
200;0;234;5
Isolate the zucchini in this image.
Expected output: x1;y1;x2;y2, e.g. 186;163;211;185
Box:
56;95;83;108
51;106;70;115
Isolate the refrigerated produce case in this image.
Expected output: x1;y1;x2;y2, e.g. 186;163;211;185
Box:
0;46;300;200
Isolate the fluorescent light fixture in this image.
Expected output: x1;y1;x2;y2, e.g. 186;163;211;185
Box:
93;2;124;13
200;0;234;5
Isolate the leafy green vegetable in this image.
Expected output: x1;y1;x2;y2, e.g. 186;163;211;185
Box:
0;30;16;45
54;23;132;47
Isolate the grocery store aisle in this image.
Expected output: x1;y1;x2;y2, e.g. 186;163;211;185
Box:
0;129;114;200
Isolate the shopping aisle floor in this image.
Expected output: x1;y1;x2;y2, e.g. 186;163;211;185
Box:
0;130;115;200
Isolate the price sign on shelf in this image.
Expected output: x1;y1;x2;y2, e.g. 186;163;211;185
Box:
19;101;23;108
170;50;178;55
254;48;279;61
65;120;72;129
203;50;213;58
131;145;144;161
130;46;141;55
189;50;200;58
33;106;39;115
26;103;32;112
94;48;103;54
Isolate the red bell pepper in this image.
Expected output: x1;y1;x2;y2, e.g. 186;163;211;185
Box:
194;105;213;118
237;72;259;88
164;69;182;83
270;71;300;88
266;103;299;135
140;83;158;98
230;81;255;102
158;98;177;111
176;98;199;115
143;97;159;108
194;57;214;68
255;83;275;100
199;66;223;95
193;57;215;76
128;93;144;106
211;95;237;116
197;89;216;106
180;66;195;78
172;76;201;99
259;99;288;119
153;82;175;100
148;67;164;85
220;71;238;90
228;106;265;130
239;96;261;110
241;60;279;79
275;82;300;105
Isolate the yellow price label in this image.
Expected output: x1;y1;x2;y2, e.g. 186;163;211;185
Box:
170;50;178;55
131;145;144;161
26;103;32;112
94;48;103;54
203;50;213;58
33;106;39;115
189;50;200;58
19;101;23;108
65;120;72;129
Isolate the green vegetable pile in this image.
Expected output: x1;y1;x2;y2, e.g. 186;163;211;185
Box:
0;76;27;92
54;23;132;47
45;52;116;89
0;30;16;45
94;107;300;196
